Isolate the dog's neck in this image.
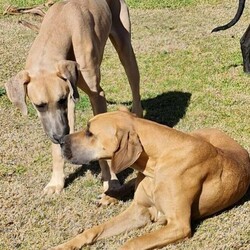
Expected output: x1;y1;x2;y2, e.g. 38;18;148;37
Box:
132;118;190;177
25;31;74;73
134;117;186;155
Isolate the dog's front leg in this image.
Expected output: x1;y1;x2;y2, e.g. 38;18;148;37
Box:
49;202;151;250
43;97;75;195
98;159;122;205
44;143;65;195
77;68;122;204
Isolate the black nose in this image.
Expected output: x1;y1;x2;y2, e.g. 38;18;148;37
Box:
52;134;65;144
59;136;66;146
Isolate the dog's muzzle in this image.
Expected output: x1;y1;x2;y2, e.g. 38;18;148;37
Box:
39;110;70;144
59;135;73;161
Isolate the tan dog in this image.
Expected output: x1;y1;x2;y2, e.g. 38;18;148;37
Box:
5;0;142;201
50;109;250;250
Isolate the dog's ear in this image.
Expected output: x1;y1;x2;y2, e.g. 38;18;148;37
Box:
111;130;143;174
5;71;30;115
57;60;79;102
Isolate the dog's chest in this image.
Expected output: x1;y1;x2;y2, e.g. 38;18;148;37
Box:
133;153;155;178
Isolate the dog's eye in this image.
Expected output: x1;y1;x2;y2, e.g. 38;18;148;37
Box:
86;129;93;137
35;103;47;112
58;97;67;106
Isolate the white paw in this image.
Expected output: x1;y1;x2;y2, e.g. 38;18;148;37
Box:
43;179;65;195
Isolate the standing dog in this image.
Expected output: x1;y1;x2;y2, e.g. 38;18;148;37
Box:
212;0;250;73
51;109;250;249
5;0;143;202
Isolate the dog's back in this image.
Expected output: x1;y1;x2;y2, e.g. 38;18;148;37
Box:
26;0;111;70
191;128;250;167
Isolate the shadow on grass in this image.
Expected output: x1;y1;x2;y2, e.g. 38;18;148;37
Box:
108;91;192;127
142;91;192;127
65;91;192;199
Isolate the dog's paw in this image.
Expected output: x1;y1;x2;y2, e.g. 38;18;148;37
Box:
48;242;80;250
97;193;119;206
43;183;64;195
43;175;65;195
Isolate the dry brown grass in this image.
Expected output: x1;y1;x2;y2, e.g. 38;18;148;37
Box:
0;0;250;249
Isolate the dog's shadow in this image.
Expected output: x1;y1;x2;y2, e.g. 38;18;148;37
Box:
142;91;192;127
65;91;192;193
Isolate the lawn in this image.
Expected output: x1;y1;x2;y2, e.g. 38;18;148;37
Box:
0;0;249;249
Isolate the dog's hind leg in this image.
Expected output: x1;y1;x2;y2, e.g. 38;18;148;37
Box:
75;45;121;204
240;24;250;73
109;0;143;117
121;196;192;249
120;216;191;250
72;13;122;204
72;8;111;116
49;202;151;250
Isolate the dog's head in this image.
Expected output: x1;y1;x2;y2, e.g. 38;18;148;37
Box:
60;108;143;173
5;60;79;144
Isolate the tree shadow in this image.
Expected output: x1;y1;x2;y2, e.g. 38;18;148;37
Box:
65;91;192;193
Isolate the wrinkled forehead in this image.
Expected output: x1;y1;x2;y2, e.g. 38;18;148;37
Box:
27;75;69;103
88;111;130;134
88;115;116;135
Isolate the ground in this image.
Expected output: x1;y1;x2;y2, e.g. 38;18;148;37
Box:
0;0;249;249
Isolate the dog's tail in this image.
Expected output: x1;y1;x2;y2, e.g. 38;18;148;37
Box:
212;0;246;32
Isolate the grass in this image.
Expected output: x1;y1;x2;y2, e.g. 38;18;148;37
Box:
0;0;223;13
126;0;222;9
0;0;250;249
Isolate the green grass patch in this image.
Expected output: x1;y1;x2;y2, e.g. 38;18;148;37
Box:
0;0;224;13
2;0;46;8
75;94;91;111
0;86;6;96
0;163;27;176
127;0;222;9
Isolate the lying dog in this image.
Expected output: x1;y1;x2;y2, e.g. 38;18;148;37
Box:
50;109;250;249
212;0;250;73
5;0;142;202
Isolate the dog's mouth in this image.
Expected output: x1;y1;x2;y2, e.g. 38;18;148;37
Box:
59;137;73;160
49;135;61;144
62;150;92;165
39;112;70;144
58;134;99;165
61;146;96;166
44;128;70;144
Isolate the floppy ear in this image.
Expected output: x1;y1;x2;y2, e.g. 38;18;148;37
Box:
57;60;79;102
111;130;143;174
5;71;30;115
